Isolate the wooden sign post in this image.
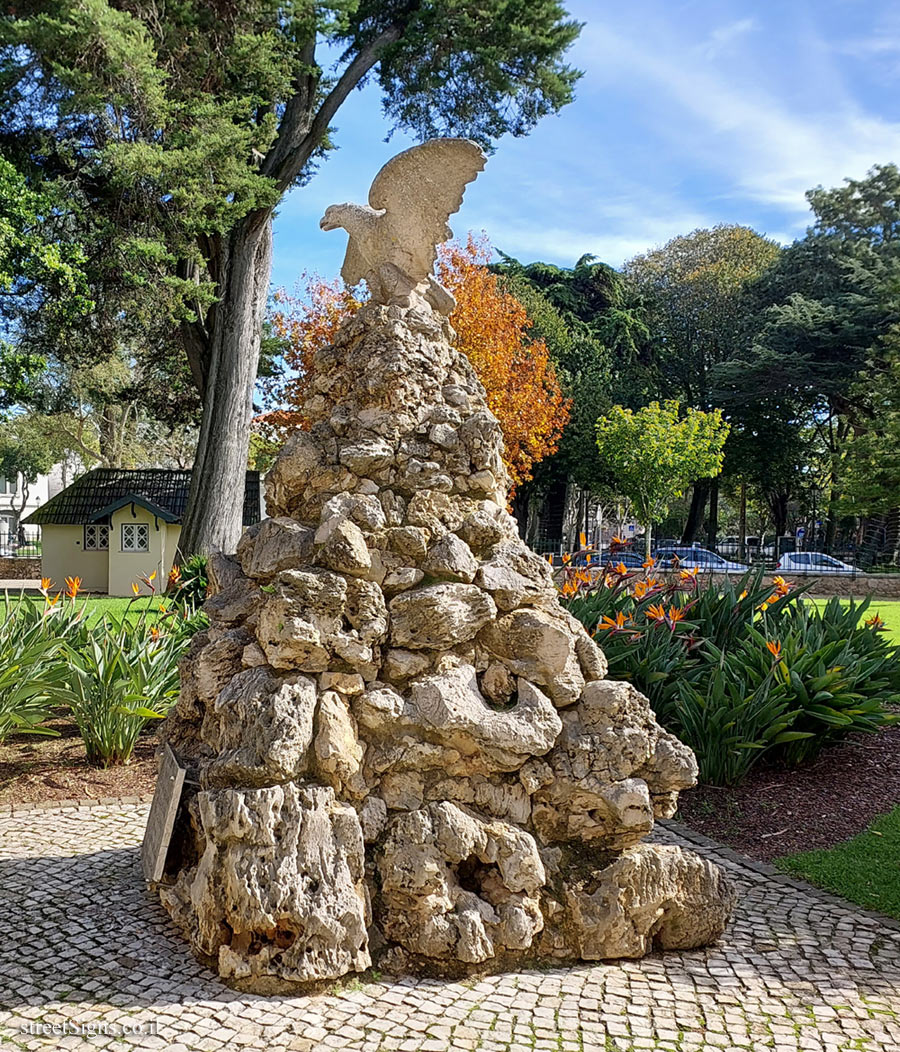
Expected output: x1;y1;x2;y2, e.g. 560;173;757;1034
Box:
141;744;186;883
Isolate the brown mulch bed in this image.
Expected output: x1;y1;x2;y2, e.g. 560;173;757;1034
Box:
0;720;157;806
676;720;900;862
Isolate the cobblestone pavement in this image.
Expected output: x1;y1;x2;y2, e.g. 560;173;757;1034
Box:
1;803;899;1052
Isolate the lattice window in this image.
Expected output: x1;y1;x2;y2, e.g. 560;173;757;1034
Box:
84;524;109;551
121;522;149;552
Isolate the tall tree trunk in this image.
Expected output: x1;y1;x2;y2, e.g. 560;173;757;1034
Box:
682;480;708;544
511;483;530;540
739;479;747;561
16;479;30;535
524;491;542;548
179;214;272;557
824;496;837;551
705;477;719;551
769;492;788;538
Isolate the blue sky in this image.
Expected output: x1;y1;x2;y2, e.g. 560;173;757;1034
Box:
271;0;900;290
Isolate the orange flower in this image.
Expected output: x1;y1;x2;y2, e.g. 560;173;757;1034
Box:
679;567;698;581
579;531;587;548
642;556;656;569
739;589;748;601
633;581;649;599
64;576;82;599
645;577;663;590
773;576;791;597
562;553;572;566
132;582;141;596
866;613;886;630
546;553;553;565
598;611;630;631
40;576;52;594
766;640;782;660
646;603;667;622
614;561;628;576
168;564;182;583
139;570;158;593
45;592;61;608
149;626;160;643
668;605;686;623
611;535;625;545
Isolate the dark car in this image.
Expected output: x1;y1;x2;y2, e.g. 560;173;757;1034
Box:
601;549;646;569
654;546;750;573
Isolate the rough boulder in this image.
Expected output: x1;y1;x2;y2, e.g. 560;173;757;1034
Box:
151;300;735;989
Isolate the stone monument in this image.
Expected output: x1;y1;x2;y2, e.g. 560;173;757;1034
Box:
150;139;735;990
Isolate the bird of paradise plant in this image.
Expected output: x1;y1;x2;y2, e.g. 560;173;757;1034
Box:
562;567;898;783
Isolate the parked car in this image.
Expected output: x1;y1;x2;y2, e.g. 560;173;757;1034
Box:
654;547;750;573
567;548;644;568
776;552;861;575
717;535;775;559
569;548;601;567
652;538;686;550
716;535;741;557
600;549;646;569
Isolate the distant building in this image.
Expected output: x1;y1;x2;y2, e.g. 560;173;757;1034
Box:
23;468;262;595
0;465;68;549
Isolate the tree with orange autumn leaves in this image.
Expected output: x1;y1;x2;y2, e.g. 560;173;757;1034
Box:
260;236;570;491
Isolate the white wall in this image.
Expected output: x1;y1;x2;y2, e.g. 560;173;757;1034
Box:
40;525;109;594
107;506;181;597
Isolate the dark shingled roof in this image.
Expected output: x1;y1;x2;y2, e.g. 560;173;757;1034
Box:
23;468;262;527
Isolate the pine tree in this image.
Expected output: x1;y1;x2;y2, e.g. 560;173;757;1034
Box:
1;0;582;553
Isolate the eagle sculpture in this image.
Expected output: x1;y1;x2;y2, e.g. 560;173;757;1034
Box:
319;138;486;316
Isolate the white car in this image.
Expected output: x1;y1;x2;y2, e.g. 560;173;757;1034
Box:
776;552;861;575
654;547;750;573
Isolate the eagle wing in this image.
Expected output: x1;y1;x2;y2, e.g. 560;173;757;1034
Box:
340;237;368;288
367;138;486;283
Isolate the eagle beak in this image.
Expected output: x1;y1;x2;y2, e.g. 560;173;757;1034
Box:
319;214;336;231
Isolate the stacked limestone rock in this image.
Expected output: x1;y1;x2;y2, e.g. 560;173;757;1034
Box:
156;300;735;990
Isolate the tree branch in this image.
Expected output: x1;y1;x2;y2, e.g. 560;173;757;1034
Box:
56;423;102;467
268;25;404;194
260;37;318;183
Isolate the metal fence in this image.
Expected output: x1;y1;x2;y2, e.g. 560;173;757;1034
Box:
537;530;900;575
0;525;41;558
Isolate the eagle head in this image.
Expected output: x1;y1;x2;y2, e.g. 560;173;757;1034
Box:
319;204;347;231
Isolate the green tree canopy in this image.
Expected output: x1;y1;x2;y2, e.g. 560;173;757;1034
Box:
625;224;780;544
2;0;583;554
0;415;66;522
625;225;781;409
492;253;654;529
596;400;730;556
0;155;91;408
713;164;900;546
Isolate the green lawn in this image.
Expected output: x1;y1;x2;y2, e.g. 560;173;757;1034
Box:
776;807;900;920
0;593;168;626
811;598;900;640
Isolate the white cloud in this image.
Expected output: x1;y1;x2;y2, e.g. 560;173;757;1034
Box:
836;22;900;80
472;199;717;268
578;17;900;217
696;18;756;60
272;0;900;286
